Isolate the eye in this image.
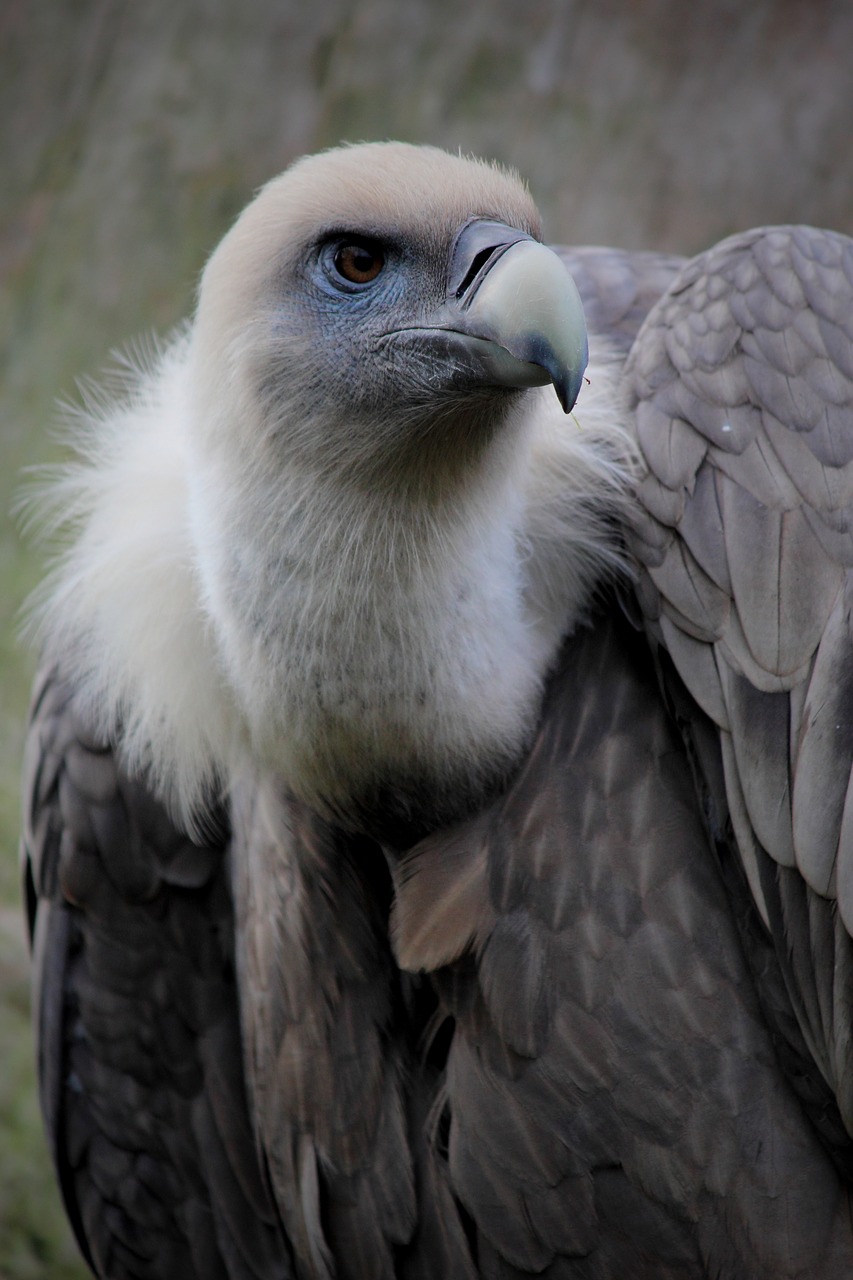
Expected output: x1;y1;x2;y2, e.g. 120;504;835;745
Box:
331;239;385;286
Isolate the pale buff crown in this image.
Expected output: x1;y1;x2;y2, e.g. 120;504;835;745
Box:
199;142;541;323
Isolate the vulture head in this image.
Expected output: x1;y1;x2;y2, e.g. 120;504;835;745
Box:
36;142;631;842
189;142;586;475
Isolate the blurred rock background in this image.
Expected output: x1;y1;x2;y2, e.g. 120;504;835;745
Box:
2;0;852;1273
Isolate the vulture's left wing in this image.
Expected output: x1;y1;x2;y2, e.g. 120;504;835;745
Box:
625;225;853;1134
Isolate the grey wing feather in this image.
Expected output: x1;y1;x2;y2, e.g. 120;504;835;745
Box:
626;225;853;1131
22;667;292;1279
394;613;853;1276
552;244;686;354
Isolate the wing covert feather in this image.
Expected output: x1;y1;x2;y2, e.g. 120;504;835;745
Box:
627;224;853;1141
552;245;685;356
394;614;853;1276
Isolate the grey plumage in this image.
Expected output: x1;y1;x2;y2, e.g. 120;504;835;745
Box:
21;144;853;1277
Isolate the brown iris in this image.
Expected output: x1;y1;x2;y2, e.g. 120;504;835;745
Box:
333;241;385;284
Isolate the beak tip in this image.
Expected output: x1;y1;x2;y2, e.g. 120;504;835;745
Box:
553;372;575;414
552;339;589;415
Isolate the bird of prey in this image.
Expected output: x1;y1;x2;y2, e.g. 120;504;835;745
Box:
20;141;853;1279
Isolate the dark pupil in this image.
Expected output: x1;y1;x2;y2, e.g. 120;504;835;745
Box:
335;243;383;282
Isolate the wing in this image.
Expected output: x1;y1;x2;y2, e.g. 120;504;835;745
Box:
22;666;292;1279
552;244;686;356
392;608;853;1278
623;225;853;1134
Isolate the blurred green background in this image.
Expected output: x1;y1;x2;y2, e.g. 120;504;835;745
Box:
2;1;852;1274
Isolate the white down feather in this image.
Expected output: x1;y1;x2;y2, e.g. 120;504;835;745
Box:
27;333;632;829
26;146;635;831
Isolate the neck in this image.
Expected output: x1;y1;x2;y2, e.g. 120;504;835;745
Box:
189;397;546;827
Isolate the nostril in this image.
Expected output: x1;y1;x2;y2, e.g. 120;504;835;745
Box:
447;218;533;303
456;247;501;300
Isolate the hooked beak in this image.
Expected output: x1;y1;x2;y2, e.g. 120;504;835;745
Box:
387;219;589;414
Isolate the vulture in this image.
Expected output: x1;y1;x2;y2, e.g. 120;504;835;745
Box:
20;141;853;1279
